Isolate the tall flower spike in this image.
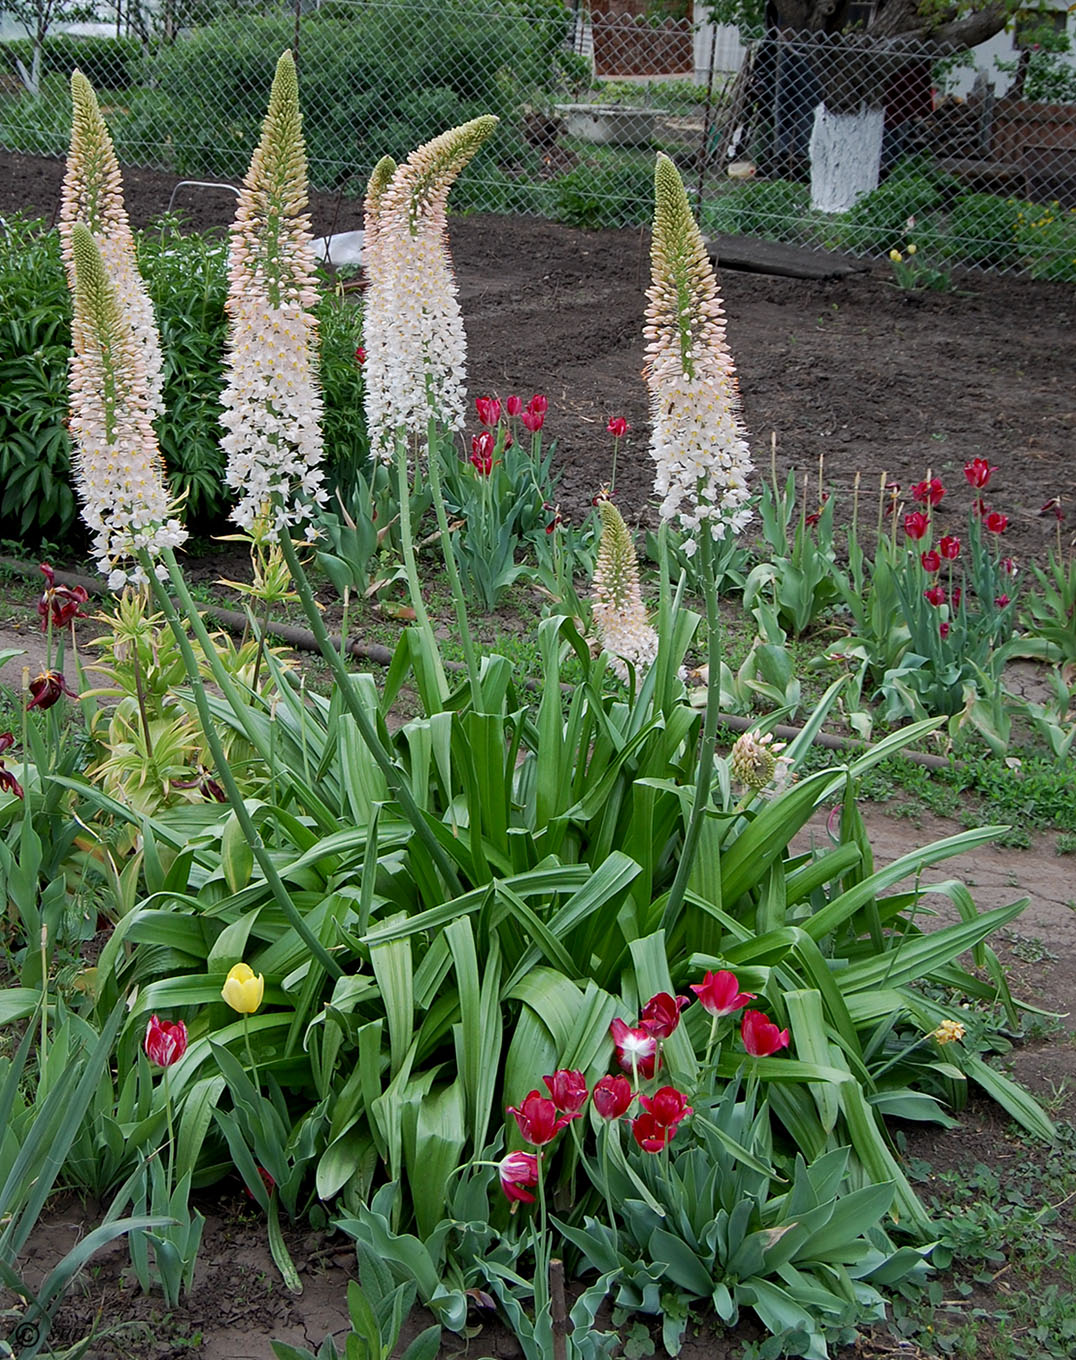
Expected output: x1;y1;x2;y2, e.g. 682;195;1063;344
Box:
591;499;659;683
61;70;164;423
363;116;498;462
68;222;186;587
645;154;752;555
219;50;326;536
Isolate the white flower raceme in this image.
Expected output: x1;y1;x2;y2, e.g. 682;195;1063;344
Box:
219;49;325;535
645;154;753;555
68;223;187;587
591;499;659;683
61;70;164;423
363;117;498;462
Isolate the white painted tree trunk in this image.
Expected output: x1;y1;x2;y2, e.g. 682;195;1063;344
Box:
809;102;885;214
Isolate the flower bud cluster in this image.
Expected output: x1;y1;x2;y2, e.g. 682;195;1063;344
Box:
220;51;326;535
590;498;659;683
362;118;498;462
645;155;753;555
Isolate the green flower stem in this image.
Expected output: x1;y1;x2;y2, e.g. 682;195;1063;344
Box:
243;1012;260;1090
164;1065;175;1199
424;420;481;707
142;551;343;980
394;438;449;704
599;1121;619;1247
702;1012;719;1072
664;533;721;932
159;549;272;764
274;527;462;894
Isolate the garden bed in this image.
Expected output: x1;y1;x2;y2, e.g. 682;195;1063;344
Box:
2;138;1076;1360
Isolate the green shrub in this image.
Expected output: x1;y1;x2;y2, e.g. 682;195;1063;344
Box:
944;191;1023;266
835;157;958;254
0;216;77;540
0;218;368;545
552;154;655;229
0;72;73;158
0;34;142;90
702;177;810;241
112;2;571;190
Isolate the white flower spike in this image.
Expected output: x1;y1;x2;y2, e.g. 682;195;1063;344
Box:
645;154;753;553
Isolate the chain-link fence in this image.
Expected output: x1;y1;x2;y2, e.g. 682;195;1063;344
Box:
2;1;1075;277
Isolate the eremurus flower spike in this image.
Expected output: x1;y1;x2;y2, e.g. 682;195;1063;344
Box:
363;116;498;461
61;70;164;423
68;222;186;586
590;498;658;683
645;153;752;555
219;49;326;536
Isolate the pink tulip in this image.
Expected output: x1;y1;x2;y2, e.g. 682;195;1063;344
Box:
144;1015;188;1068
610;1018;658;1080
592;1074;633;1119
507;1090;578;1146
506;394;523;417
606;416;630;438
690;970;755;1018
964;458;996;489
903;512;929;540
475;396;502;427
499;1151;539;1204
911;478;945;507
638;992;690;1039
521;408;545;434
639;1086;692;1129
740;1009;790;1058
542;1068;588;1113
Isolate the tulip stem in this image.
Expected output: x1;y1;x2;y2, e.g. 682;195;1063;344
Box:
600;1122;619;1248
163;1066;175;1199
424;418;481;707
143;551;343;980
702;1013;719;1072
243;1013;260;1091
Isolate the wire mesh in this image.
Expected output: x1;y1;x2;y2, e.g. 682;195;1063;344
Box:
1;2;1074;277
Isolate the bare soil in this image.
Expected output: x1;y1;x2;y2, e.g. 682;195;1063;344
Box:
2;149;1076;1359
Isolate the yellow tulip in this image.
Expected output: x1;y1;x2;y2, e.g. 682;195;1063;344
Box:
222;962;265;1014
906;243;917;256
889;248;902;263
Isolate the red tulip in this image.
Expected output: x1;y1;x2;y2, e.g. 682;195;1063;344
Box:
499;1151;540;1204
606;416;630;438
639;1086;693;1129
144;1014;188;1067
911;478;945;507
610;1018;658;1080
354;345;366;366
37;564;89;632
1000;557;1017;576
521;408;545;434
26;670;77;712
527;394;548;415
951;587;962;608
0;734;21;799
638;992;690;1039
506;394;523;417
994;594;1011;608
924;585;946;607
938;535;960;560
920;549;941;573
475;396;502;427
470;431;495;476
939;621;951;639
690;970;755;1018
740;1009;790;1058
542;1068;588;1113
984;511;1008;535
631;1111;679;1153
507;1090;578;1146
592;1074;633;1119
964;458;996;489
903;511;929;541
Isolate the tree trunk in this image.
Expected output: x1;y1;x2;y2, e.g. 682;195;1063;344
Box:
809;101;884;212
